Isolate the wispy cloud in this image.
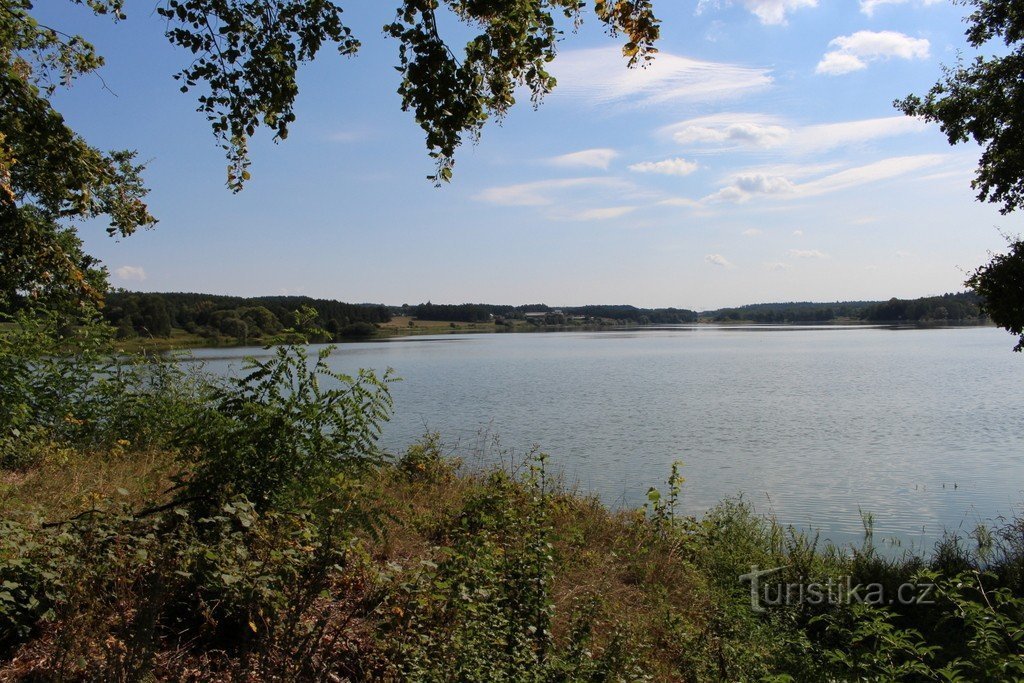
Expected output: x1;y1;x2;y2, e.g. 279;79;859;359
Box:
475;177;633;207
860;0;941;17
114;265;146;282
566;206;638;221
703;154;945;203
549;148;618;170
697;0;818;25
766;262;791;271
705;253;733;267
796;155;945;196
662;114;928;154
788;249;828;259
327;130;364;143
790;116;928;153
742;228;763;236
816;31;930;75
628;157;699;176
658;197;704;209
743;0;818;24
552;48;772;107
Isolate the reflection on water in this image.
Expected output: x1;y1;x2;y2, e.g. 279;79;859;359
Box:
187;325;1024;549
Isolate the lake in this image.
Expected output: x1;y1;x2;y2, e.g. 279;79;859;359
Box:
188;325;1024;550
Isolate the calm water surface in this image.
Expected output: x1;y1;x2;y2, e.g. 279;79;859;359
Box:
189;326;1024;548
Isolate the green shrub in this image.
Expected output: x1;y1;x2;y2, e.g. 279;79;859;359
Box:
0;309;207;468
176;344;394;513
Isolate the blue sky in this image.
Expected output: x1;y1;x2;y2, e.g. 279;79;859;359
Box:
40;0;1024;309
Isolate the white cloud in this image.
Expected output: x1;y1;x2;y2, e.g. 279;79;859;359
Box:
663;113;790;149
552;48;772;107
662;114;927;154
860;0;941;17
705;253;733;267
658;197;704;208
696;0;817;25
114;265;146;282
895;250;912;258
742;228;763;236
703;154;946;203
816;52;868;76
766;262;791;271
705;172;797;203
793;229;804;236
789;249;828;258
796;154;945;197
628;157;699;176
567;206;637;221
549;148;618;170
743;0;818;25
817;31;930;75
475;177;633;207
791;116;928;153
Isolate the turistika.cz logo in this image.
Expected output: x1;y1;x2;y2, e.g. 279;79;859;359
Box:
738;565;936;614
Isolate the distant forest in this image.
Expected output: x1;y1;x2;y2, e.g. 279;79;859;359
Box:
98;291;986;344
104;292;391;343
408;302;700;324
704;292;985;324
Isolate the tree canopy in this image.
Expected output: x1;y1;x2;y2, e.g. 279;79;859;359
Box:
966;236;1024;350
1;0;155;311
898;0;1024;350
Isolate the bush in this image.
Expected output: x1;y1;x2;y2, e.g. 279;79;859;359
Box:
339;321;376;339
0;310;207;468
177;345;394;513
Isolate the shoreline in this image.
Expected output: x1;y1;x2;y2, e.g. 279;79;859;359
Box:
114;318;995;354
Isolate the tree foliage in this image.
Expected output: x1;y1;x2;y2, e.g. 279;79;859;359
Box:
966;235;1024;350
156;0;659;187
156;0;362;191
102;291;390;341
1;0;155;311
385;0;659;183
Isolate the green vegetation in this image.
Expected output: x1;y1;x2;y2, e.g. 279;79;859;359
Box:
2;313;1023;680
706;292;986;325
966;235;1024;351
410;302;699;325
860;293;986;324
706;300;877;324
102;292;392;345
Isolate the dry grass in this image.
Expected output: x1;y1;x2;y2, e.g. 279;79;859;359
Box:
359;460;713;680
0;444;180;524
1;443;717;681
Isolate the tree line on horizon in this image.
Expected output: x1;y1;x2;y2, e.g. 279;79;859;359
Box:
408;302;701;324
102;291;391;342
708;292;985;324
92;291;986;343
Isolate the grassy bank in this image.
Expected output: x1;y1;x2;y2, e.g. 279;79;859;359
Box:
3;435;1024;681
110;317;637;353
1;314;1022;681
